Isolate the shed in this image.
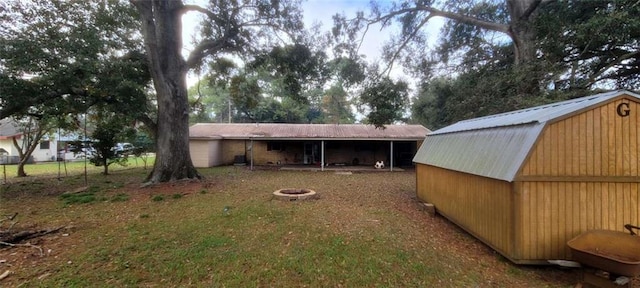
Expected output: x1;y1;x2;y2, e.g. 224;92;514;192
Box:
413;90;640;264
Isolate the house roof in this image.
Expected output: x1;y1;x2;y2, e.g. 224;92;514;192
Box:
190;123;430;141
0;118;22;140
413;90;640;182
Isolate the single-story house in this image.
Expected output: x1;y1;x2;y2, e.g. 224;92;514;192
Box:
189;123;430;170
0;118;54;163
413;90;640;264
0;118;89;163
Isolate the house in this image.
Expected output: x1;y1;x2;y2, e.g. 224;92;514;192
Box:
0;118;87;163
189;123;430;170
413;90;640;264
0;118;56;163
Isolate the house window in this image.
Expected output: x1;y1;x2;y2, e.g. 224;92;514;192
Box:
267;142;285;151
40;141;50;150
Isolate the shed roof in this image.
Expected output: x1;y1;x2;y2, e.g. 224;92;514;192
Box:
190;123;430;141
413;90;640;182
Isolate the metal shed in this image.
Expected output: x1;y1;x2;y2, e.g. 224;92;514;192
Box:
413;90;640;264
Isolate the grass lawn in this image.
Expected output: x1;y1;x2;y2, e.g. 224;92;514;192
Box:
0;165;579;287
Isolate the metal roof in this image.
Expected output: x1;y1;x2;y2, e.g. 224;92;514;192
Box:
413;90;640;182
189;123;430;141
432;90;640;135
0;118;21;139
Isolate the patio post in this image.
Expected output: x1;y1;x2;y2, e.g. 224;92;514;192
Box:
321;140;325;171
250;138;254;171
390;141;394;172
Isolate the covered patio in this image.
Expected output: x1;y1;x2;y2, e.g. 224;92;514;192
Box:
189;123;430;170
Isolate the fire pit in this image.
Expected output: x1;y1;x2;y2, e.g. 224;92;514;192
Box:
273;188;317;201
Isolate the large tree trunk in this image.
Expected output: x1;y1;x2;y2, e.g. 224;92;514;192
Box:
506;0;541;65
506;0;545;96
133;0;201;183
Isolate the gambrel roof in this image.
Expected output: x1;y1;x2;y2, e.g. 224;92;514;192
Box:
413;90;640;182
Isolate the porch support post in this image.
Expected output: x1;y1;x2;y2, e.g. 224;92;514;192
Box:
321;140;325;171
390;141;394;172
250;138;254;171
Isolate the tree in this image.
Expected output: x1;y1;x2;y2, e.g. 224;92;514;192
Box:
10;117;55;177
89;115;135;175
131;0;303;183
331;0;554;97
536;0;640;91
359;77;409;127
0;0;147;120
322;85;355;124
0;0;153;180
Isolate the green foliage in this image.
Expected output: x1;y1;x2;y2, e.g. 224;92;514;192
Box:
89;115;135;175
360;77;409;128
536;0;640;90
249;44;328;103
151;195;164;202
132;131;154;155
322;85;355;124
0;0;148;120
229;75;263;121
110;193;129;202
171;193;183;199
411;63;563;129
60;192;97;205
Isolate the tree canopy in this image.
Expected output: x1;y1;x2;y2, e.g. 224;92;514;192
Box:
0;0;149;121
337;0;639;128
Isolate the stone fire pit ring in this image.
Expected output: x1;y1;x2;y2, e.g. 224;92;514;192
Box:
273;188;317;201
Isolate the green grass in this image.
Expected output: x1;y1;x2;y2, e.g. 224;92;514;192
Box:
0;155;154;180
0;166;578;287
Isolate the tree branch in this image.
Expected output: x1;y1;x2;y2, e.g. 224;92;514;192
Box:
381;14;434;77
368;4;510;36
180;4;225;23
582;50;640;88
186;37;238;69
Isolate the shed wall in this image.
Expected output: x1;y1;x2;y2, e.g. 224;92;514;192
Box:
515;181;640;260
514;97;640;261
416;164;514;258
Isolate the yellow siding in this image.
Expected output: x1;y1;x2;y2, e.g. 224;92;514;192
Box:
515;181;640;260
514;97;640;261
416;164;514;257
521;98;640;178
221;140;247;165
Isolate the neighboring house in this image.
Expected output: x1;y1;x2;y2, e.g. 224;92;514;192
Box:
0;118;53;163
189;123;430;170
413;90;640;264
0;118;88;163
